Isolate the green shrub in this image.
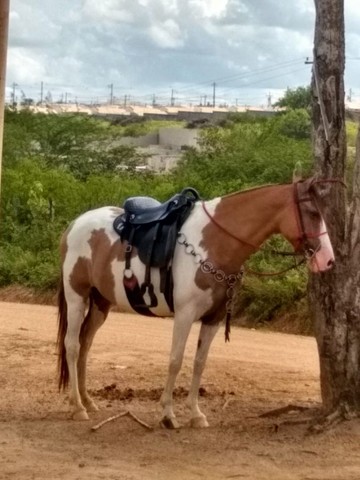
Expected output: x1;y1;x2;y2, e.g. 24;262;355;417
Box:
0;245;59;289
0;109;355;333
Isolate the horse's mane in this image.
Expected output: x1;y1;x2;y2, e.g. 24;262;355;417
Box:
220;180;292;200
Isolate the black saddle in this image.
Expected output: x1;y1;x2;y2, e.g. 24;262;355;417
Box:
114;187;200;266
113;187;200;314
122;187;200;225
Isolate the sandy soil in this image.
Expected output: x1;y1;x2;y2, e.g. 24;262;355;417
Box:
1;301;360;480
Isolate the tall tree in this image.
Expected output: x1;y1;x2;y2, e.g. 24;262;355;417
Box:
0;0;10;197
309;0;360;425
274;86;312;110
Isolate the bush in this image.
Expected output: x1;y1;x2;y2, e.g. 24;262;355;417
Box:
0;245;59;290
233;236;309;327
1;109;354;333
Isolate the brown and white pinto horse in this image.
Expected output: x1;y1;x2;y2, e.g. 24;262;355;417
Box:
57;178;334;428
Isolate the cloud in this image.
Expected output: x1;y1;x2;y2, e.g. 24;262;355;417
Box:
5;0;360;105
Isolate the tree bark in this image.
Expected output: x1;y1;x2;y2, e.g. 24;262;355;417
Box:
0;0;10;196
309;0;360;416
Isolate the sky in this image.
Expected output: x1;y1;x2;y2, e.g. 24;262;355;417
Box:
5;0;360;107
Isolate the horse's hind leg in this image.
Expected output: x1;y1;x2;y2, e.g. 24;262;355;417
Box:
187;322;220;428
64;291;88;420
78;288;111;412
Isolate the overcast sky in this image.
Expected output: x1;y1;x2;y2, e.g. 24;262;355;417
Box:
5;0;360;107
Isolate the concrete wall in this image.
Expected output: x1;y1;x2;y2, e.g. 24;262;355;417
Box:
159;127;199;148
118;127;200;149
118;131;159;147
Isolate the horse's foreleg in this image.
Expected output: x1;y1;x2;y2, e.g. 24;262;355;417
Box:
78;297;110;413
160;311;194;429
64;294;88;420
187;322;220;428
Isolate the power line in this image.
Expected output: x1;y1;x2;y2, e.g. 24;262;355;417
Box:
152;57;305;98
5;62;311;108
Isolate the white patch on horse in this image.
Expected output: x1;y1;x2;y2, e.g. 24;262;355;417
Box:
172;199;221;314
310;218;335;272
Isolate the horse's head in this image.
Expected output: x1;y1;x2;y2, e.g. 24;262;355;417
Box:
282;177;335;273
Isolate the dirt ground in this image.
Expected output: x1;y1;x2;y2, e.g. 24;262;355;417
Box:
1;301;360;480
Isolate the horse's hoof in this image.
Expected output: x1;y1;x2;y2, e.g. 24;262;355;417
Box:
190;416;209;428
72;409;89;421
84;400;99;412
160;416;180;429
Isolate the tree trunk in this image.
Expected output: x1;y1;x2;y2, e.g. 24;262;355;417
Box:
309;0;360;417
0;0;10;195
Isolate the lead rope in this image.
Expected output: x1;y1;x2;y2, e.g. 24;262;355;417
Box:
177;233;243;342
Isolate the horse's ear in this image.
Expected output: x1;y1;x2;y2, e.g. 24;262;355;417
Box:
292;162;303;183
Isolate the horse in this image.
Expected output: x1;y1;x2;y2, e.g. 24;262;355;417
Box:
57;177;335;428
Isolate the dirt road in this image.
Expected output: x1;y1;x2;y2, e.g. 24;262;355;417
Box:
1;301;360;480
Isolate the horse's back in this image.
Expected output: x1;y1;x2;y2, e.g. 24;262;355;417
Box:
61;206;122;256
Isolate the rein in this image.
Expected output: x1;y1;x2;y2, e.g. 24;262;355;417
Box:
201;198;304;277
201;178;345;277
202;201;257;250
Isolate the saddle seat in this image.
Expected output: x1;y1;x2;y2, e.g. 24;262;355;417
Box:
123;187;199;225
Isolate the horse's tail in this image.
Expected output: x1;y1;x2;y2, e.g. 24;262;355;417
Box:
57;271;69;391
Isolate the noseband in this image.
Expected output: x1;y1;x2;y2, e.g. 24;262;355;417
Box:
292;181;327;260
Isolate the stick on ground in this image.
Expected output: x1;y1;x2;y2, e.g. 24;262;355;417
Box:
91;410;153;431
259;404;310;418
91;411;129;431
128;410;153;430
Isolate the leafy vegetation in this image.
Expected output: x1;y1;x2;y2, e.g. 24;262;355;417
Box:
274;85;312;110
0;107;357;332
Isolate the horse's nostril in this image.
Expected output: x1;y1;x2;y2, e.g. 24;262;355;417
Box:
327;258;335;267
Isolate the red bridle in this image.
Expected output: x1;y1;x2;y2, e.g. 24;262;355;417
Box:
292;181;328;258
201;179;344;274
201;182;326;255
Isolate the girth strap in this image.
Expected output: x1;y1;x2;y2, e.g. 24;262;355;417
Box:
123;229;157;317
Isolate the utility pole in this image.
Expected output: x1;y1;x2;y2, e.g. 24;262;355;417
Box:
0;0;9;199
108;83;114;104
170;89;175;106
40;81;43;104
212;82;216;107
267;92;272;109
11;82;18;108
200;95;207;106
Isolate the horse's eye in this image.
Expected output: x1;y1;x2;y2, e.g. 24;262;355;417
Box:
309;210;321;220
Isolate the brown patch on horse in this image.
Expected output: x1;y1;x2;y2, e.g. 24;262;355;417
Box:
198;197;260;277
91;286;112;314
69;256;91;299
64;223;132;306
195;267;227;324
195;184;294;323
87;227;128;305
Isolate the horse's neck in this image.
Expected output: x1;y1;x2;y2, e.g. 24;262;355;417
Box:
201;184;292;272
